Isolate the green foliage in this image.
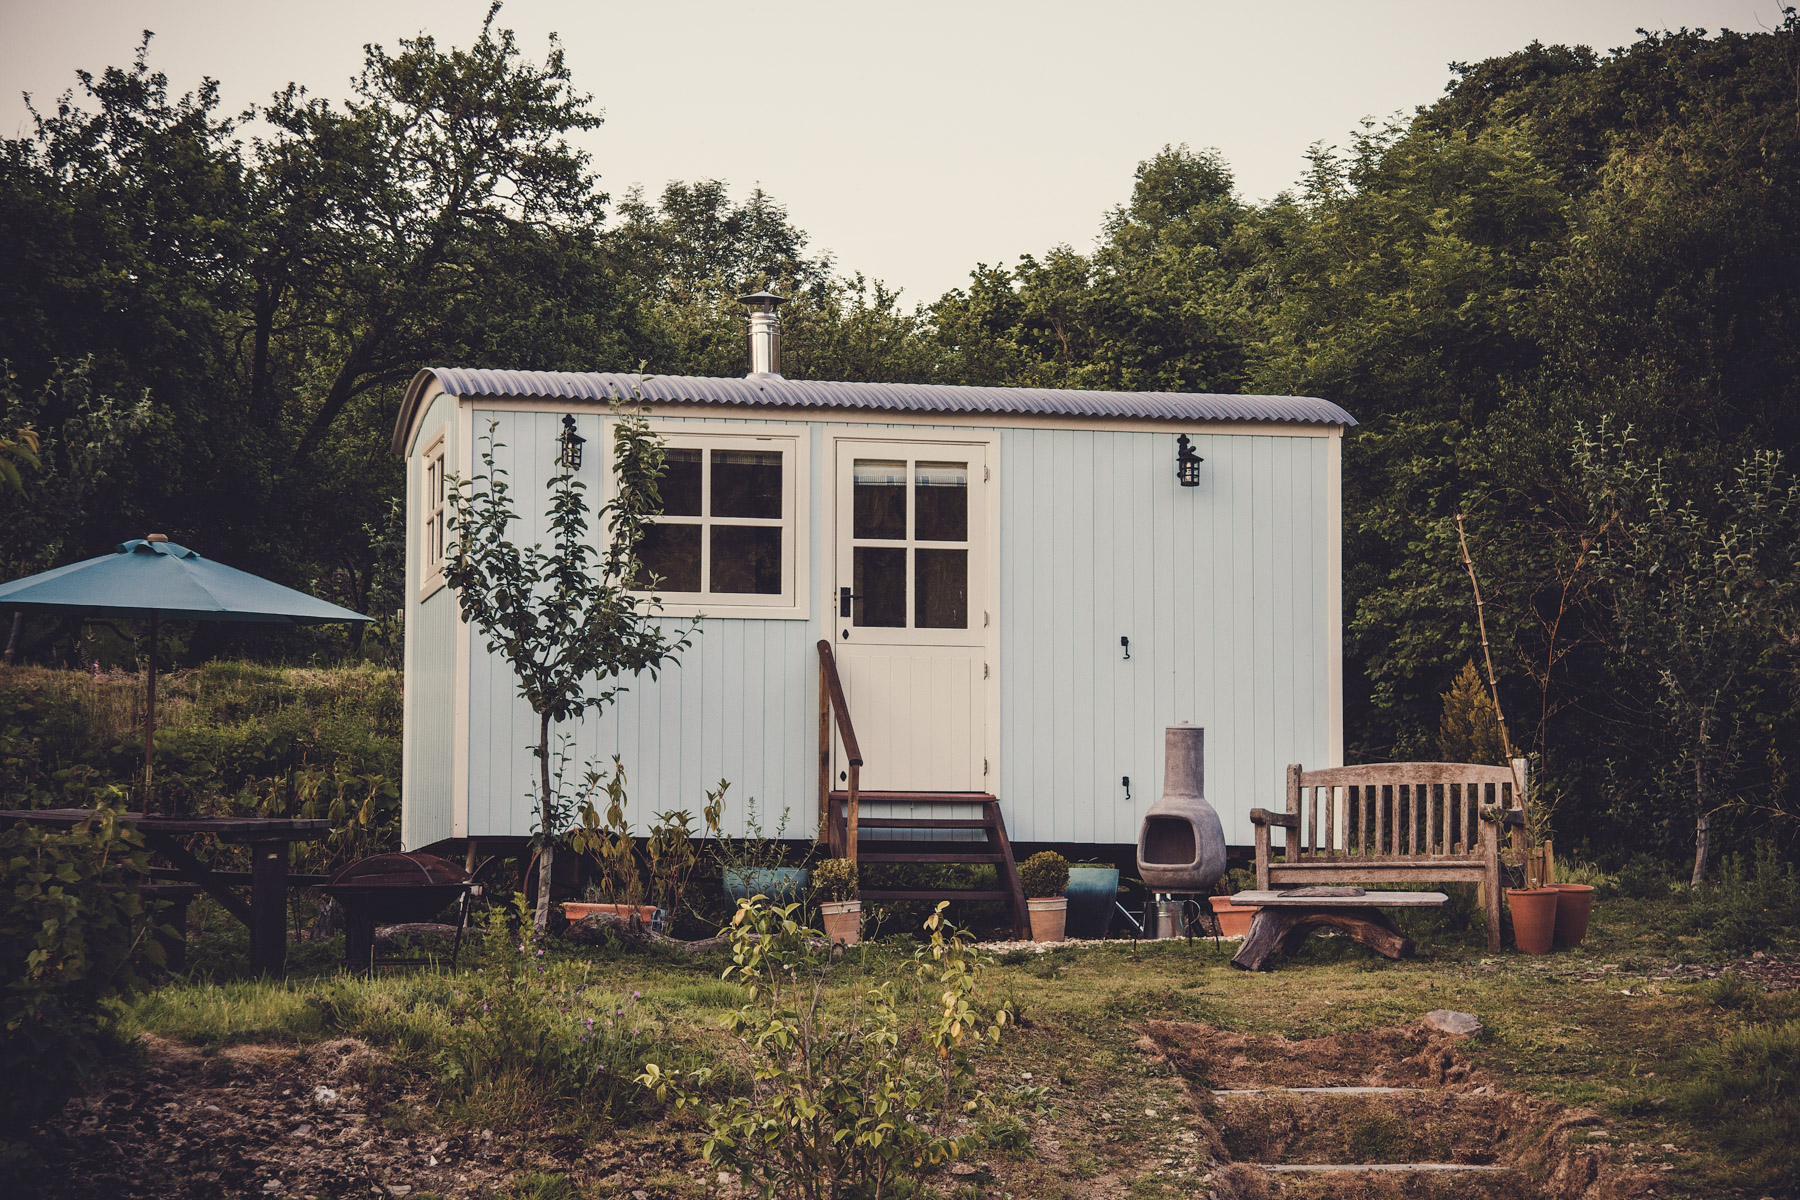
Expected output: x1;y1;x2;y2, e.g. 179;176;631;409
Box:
0;805;152;1144
1437;660;1505;764
639;899;1016;1200
566;753;644;908
1676;1018;1800;1189
1613;854;1675;900
813;856;858;903
444;412;691;926
1579;427;1800;881
0;662;402;878
1685;842;1800;955
439;895;684;1125
1019;851;1070;899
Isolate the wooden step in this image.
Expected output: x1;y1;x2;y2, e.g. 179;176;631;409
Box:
857;851;1005;865
848;816;992;829
830;791;998;805
861;889;1014;903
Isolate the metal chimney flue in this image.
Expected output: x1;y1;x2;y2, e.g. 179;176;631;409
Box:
740;289;785;377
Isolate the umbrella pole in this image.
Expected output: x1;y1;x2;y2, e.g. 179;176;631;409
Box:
144;611;157;816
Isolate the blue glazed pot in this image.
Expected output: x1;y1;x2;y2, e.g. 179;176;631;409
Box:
722;866;812;904
1064;867;1120;938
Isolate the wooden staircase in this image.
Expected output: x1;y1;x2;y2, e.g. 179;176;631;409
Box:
818;642;1029;940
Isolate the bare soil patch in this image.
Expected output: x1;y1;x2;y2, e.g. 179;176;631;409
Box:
18;1035;686;1199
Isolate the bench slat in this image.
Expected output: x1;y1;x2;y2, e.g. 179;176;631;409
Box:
1232;890;1449;907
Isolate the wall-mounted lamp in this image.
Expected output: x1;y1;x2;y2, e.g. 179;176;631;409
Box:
1176;434;1203;487
558;414;586;471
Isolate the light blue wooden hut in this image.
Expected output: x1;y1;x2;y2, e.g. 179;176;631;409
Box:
391;302;1354;902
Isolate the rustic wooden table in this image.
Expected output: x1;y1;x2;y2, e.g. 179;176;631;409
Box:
1228;886;1449;971
0;809;330;975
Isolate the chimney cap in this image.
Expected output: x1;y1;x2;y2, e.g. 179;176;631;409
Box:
738;289;786;312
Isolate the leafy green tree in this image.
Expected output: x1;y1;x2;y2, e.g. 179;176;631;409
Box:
1580;429;1800;883
443;407;691;928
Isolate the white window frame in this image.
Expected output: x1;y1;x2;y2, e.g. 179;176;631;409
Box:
620;423;810;620
419;429;449;600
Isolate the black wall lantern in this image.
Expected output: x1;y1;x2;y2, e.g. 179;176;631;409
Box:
558;414;586;471
1176;434;1203;487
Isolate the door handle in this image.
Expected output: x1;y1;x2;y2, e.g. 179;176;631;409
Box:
839;586;862;617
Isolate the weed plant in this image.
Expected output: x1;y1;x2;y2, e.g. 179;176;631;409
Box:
640;899;1025;1200
1684;841;1800;954
438;897;706;1127
1677;1017;1800;1189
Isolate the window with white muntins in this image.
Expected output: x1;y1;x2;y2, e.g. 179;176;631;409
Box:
632;431;806;617
421;432;447;597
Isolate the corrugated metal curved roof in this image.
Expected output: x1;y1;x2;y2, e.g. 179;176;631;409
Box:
393;367;1353;453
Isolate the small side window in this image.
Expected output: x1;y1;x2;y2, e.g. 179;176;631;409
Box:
421;432;448;596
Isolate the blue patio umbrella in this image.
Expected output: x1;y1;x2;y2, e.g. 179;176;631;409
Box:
0;534;371;813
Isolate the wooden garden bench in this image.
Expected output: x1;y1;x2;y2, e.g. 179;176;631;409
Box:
1249;760;1528;952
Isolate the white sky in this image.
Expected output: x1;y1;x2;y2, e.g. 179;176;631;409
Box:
0;0;1783;303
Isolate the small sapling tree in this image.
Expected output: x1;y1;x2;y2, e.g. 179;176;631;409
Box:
445;405;693;927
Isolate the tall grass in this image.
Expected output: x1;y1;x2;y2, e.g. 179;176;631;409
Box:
1677;1018;1800;1189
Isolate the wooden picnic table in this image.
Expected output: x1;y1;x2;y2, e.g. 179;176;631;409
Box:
1228;886;1448;972
0;809;330;976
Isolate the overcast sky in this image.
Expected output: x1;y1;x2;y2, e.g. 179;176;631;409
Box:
0;0;1782;303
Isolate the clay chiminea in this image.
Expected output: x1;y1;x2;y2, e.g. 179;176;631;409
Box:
1136;724;1227;892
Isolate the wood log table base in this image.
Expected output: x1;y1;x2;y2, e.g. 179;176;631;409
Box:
1228;886;1448;972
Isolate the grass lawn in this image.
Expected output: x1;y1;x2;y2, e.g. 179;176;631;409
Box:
18;890;1799;1199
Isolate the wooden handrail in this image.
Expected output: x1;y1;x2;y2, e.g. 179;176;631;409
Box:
817;640;863;864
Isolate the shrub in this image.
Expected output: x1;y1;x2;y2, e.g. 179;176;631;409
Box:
813;856;858;902
0;803;152;1147
1018;851;1069;898
1614;853;1674;900
1686;842;1800;955
1676;1018;1800;1189
438;896;683;1126
639;899;1015;1200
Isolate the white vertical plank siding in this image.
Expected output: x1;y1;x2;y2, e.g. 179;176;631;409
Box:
435;409;1336;848
400;393;459;850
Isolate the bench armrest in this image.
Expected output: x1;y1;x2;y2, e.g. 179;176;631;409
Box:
1249;808;1300;829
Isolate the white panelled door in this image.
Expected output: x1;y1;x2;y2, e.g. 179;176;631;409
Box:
832;441;990;793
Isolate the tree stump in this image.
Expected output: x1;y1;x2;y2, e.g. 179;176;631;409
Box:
1230;905;1415;972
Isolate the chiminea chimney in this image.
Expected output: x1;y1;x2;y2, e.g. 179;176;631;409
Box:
740;289;785;377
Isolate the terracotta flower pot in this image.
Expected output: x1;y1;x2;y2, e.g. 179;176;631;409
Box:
1506;887;1560;955
1551;883;1595;948
1209;894;1259;938
820;899;861;947
562;901;659;927
1027;896;1068;942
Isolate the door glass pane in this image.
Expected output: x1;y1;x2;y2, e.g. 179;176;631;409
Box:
711;525;782;594
914;548;968;628
712;449;782;519
914;461;968;541
661;448;702;516
853;547;906;626
638;522;701;592
853;459;907;540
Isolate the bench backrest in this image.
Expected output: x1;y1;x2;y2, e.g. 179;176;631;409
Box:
1284;760;1526;864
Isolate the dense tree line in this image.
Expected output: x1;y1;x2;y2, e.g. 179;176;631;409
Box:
4;9;1798;871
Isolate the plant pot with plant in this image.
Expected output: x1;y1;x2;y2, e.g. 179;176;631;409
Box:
712;790;812;906
1020;851;1070;942
814;857;861;947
